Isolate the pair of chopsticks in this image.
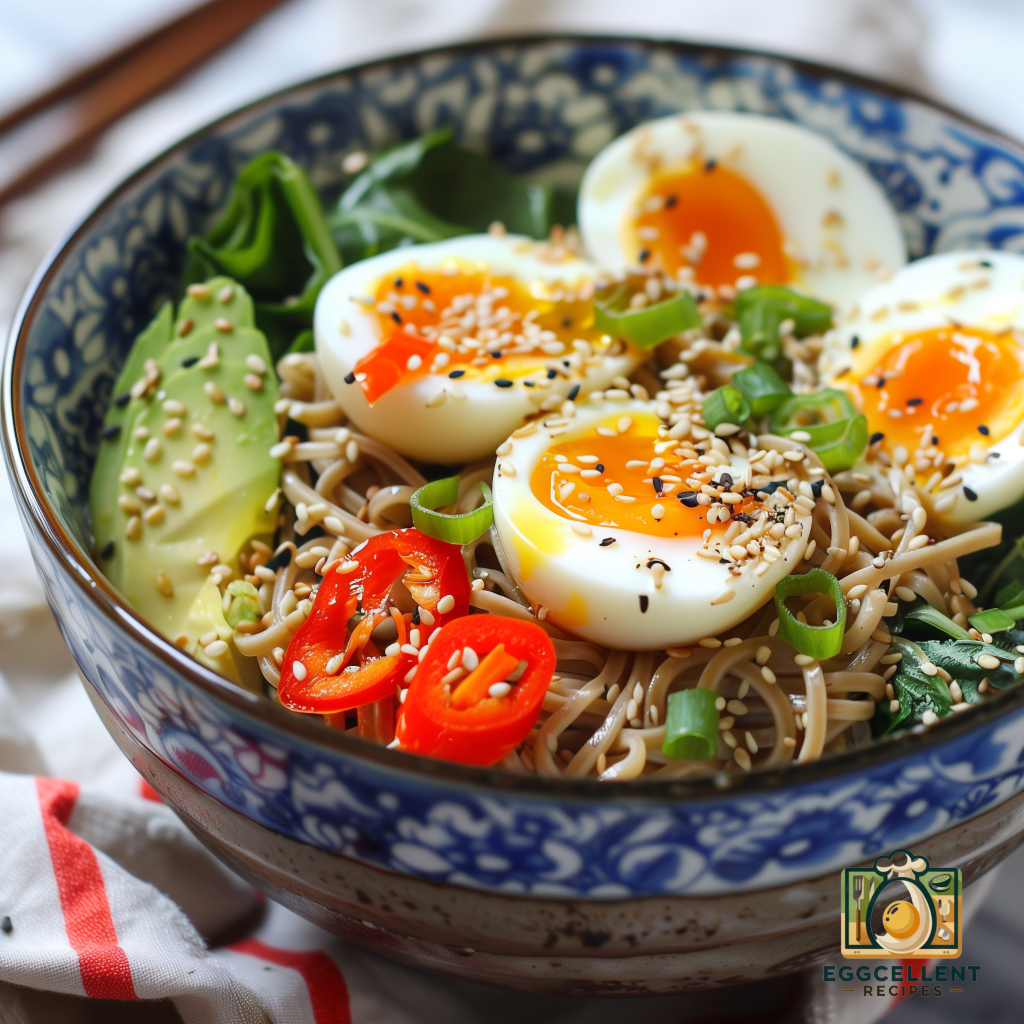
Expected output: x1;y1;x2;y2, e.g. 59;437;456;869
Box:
0;0;289;207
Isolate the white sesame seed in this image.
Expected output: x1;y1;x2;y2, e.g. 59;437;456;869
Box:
214;317;233;334
651;503;666;520
192;422;214;440
437;595;455;614
144;505;165;526
570;522;592;536
922;710;939;727
710;590;735;605
172;460;196;477
186;283;211;300
761;665;776;684
499;461;516;476
489;682;511;698
162;399;187;416
192;443;211;464
228;398;246;417
977;654;1001;670
204;382;225;403
205;640;229;658
155;571;174;597
246;354;268;375
292;661;307;681
338;560;359;574
244;374;264;391
794;654;816;667
143;438;162;462
119;467;142;487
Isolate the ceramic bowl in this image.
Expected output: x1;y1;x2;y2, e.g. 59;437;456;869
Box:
7;35;1024;991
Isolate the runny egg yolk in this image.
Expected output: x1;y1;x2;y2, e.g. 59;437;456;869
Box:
370;260;607;381
631;162;790;289
843;325;1024;458
529;414;764;539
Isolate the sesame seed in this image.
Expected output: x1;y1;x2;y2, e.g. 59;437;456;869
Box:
172;460;196;477
244;374;264;391
292;661;307;681
118;495;141;515
204;640;229;658
192;423;214;440
437;595;455;614
499;461;516;476
204;382;225;403
119;467;142;487
144;505;165;526
177;318;193;337
495;379;513;388
214;318;233;333
651;503;665;520
639;595;649;612
161;417;181;437
159;484;180;505
143;438;162;462
186;283;212;300
192;443;211;464
977;653;1001;670
227;398;245;417
155;571;174;597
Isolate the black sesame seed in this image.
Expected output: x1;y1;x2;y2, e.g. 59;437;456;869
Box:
547;369;557;379
600;537;616;546
679;491;700;507
980;260;993;268
964;486;978;501
568;384;580;401
907;397;923;406
264;547;293;572
181;356;199;368
851;335;860;349
562;318;572;328
665;195;678;208
811;480;824;499
639;249;650;263
411;606;420;625
448;369;465;378
978;425;990;436
102;424;121;440
562;359;570;368
646;558;671;571
491;351;502;358
595;464;604;473
869;432;884;445
524;381;535;387
639;595;649;613
344;372;356;384
415;281;430;294
100;540;114;559
705;158;717;172
932;435;939;445
395;277;403;288
653;477;663;494
1;917;10;935
114;392;131;407
390;311;402;324
719;472;733;489
876;377;886;389
495;379;513;388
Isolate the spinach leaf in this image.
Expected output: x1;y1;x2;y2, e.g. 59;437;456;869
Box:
184;152;341;360
958;491;1024;606
330;128;575;264
872;638;954;737
899;601;971;641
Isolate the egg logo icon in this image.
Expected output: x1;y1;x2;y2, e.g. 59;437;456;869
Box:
841;849;961;958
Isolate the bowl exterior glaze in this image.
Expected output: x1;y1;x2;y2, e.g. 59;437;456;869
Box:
8;37;1024;903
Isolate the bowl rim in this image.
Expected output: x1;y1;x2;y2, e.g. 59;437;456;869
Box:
6;30;1024;803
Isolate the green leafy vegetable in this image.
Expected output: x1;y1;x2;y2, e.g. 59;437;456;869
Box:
959;492;1024;607
330;128;574;264
701;386;751;432
969;608;1018;634
900;602;971;641
662;688;719;760
184;152;341;360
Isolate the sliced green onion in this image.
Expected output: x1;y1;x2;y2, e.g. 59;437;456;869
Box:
969;608;1017;633
410;476;493;544
594;285;700;350
702;386;751;432
225;580;261;628
732;362;792;417
769;390;868;472
734;285;833;335
737;301;785;363
662;688;719;760
774;568;847;659
903;603;971;640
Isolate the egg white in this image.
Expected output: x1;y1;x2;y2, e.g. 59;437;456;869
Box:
314;234;640;463
578;111;906;310
822;250;1024;525
491;400;810;650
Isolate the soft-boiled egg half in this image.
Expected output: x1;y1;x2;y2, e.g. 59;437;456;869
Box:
491;400;810;650
315;234;641;463
578;111;906;309
821;251;1024;524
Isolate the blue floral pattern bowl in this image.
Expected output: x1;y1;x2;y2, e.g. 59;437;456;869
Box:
7;36;1024;899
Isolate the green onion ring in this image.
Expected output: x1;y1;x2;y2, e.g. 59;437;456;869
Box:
774;568;847;659
410;476;493;544
662;687;720;760
594;285;700;350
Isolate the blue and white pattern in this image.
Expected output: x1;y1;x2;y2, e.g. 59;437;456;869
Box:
8;38;1024;897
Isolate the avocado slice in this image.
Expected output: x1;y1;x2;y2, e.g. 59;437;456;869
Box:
91;280;280;650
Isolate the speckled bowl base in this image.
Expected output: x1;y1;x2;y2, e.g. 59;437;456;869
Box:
87;681;1024;994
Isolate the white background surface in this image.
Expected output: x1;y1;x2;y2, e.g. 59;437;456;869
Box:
1;1;1023;1020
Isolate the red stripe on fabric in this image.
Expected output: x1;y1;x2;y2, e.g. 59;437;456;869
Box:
232;938;351;1024
35;777;137;1001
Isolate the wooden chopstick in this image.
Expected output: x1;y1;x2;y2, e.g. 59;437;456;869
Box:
0;0;289;207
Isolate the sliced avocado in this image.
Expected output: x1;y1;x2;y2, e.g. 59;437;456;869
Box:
175;276;255;337
91;279;280;647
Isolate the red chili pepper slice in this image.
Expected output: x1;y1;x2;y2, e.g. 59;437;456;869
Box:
278;528;471;714
395;615;556;766
352;329;438;405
